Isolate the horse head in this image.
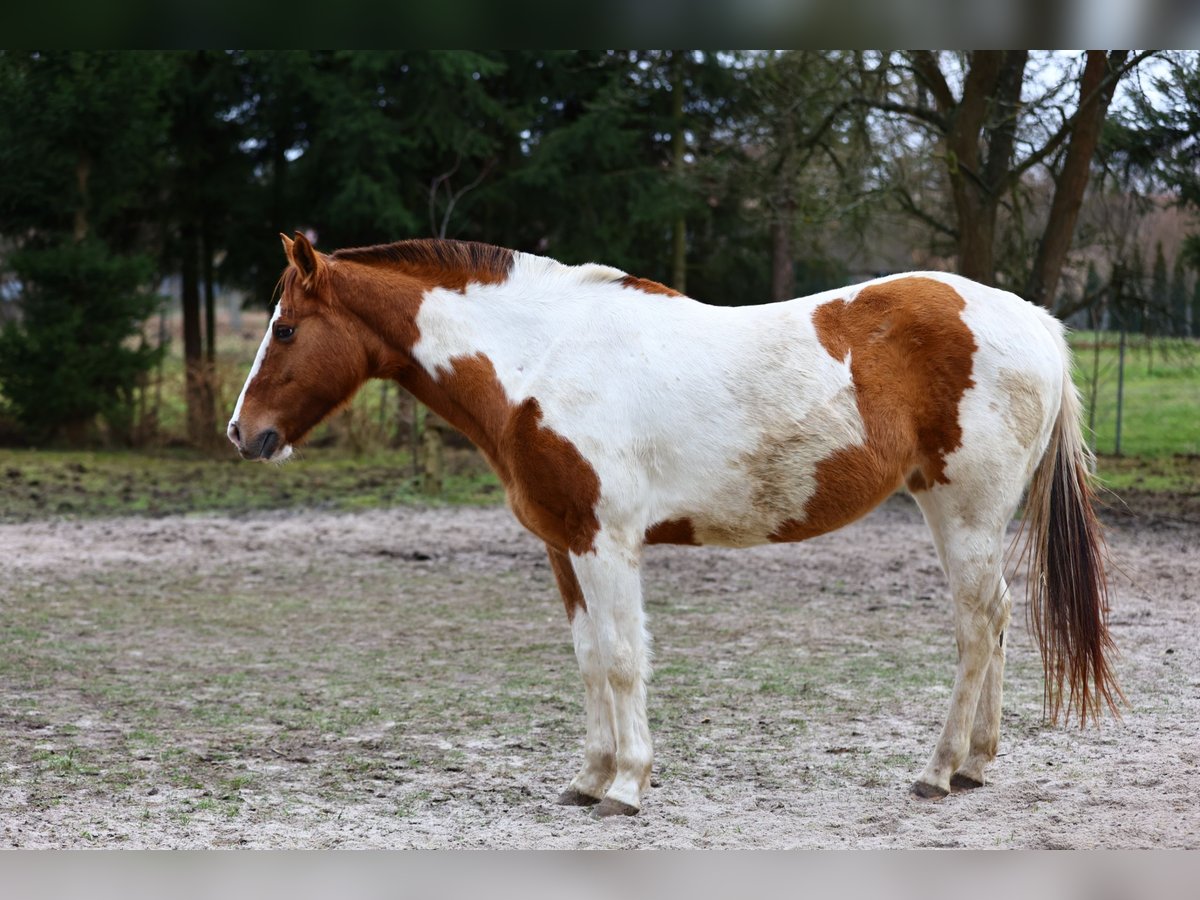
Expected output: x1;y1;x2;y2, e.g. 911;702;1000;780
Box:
227;233;374;461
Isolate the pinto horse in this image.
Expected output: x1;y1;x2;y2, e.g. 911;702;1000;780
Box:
229;233;1119;816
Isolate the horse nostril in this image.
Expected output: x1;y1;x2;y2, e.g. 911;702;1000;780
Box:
228;421;241;445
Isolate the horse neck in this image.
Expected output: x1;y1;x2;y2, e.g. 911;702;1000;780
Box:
339;253;575;466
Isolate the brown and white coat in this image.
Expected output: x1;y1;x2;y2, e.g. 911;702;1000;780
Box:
230;236;1118;815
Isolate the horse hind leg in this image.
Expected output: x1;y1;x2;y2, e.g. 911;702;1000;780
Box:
951;594;1010;791
911;488;1014;798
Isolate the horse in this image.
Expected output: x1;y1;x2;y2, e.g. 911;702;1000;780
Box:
228;232;1120;817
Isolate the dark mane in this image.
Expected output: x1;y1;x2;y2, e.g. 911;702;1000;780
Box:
332;239;515;281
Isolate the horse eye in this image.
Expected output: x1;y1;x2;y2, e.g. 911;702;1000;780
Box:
274;324;295;342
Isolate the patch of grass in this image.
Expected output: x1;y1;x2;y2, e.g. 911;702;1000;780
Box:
0;446;502;522
1093;453;1200;494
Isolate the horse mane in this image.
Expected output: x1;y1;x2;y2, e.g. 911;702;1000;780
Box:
331;237;679;298
332;239;516;282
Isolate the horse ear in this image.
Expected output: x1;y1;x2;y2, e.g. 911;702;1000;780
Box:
289;231;326;290
280;232;295;258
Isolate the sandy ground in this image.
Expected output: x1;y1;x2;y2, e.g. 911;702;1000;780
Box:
0;497;1196;848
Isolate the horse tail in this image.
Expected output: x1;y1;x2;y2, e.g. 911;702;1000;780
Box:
1023;332;1123;726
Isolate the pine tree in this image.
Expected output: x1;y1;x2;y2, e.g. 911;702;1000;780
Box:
1150;240;1169;335
1125;249;1147;334
0;242;159;439
0;51;168;441
1192;276;1200;339
1168;252;1189;337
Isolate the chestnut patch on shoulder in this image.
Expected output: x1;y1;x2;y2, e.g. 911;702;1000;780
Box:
620;275;683;297
403;354;602;555
645;517;698;545
504;398;602;555
402;353;510;467
773;277;976;540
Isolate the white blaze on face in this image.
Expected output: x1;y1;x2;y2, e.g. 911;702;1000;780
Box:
230;304;282;429
230;304;293;461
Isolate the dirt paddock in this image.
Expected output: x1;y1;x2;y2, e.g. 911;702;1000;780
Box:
0;497;1196;848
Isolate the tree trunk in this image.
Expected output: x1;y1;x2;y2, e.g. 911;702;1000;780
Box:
943;52;1005;284
421;417;445;496
202;217;217;365
670;51;687;294
181;226;216;448
770;198;795;302
1025;51;1130;310
909;52;1027;285
951;185;998;284
73;153;91;243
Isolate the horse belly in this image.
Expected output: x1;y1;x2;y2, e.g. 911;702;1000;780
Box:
646;401;911;549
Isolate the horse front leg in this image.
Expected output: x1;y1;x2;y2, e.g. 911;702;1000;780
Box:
547;547;616;806
569;533;653;816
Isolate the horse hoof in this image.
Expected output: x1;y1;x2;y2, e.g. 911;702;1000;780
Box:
910;780;949;800
557;788;602;807
593;798;639;818
950;773;984;792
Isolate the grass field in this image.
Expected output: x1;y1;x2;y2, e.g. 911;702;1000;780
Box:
1071;332;1199;460
0;447;499;523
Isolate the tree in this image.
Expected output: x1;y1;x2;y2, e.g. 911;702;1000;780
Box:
727;51;867;301
1107;51;1200;336
1126;247;1147;334
0;51;168;441
163;51;251;448
1192;276;1200;339
0;242;159;440
1168;253;1189;337
860;51;1149;307
1150;241;1169;335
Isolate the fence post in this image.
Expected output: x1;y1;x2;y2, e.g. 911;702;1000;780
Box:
1115;326;1126;457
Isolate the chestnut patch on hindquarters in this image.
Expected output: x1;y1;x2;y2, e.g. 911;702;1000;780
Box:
620;275;683;297
772;277;977;541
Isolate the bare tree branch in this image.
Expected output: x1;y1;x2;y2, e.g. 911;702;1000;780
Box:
909;51;955;114
893;185;958;238
848;97;946;132
428;155;463;237
1006;49;1157;186
433;158;495;239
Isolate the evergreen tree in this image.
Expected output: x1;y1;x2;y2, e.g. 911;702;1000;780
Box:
0;51;168;441
1193;276;1200;339
0;242;159;439
162;51;253;447
1150;240;1169;335
1126;248;1147;333
1168;252;1189;337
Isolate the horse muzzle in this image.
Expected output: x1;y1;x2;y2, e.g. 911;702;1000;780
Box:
228;420;285;461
